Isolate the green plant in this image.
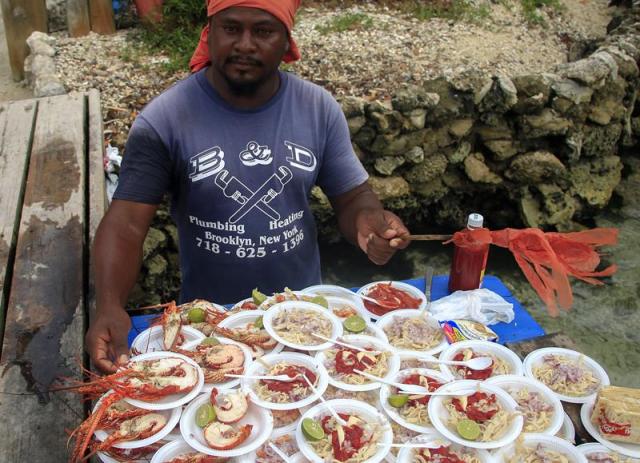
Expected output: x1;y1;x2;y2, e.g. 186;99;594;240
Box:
409;0;491;24
520;0;563;24
315;12;374;34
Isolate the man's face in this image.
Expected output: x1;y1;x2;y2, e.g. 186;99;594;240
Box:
208;7;289;95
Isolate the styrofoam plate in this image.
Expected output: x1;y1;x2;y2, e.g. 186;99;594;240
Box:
315;334;400;392
241;351;328;410
439;340;524;380
125;352;204;411
581;401;640;458
396;431;493;463
558;412;576;444
180;392;273;457
238;423;302;462
258;290;310;310
357;281;427;321
493;433;587;463
131;325;206;355
428;379;523;449
576;442;638;462
217;309;284;356
486;374;564;436
523;347;609;404
376;309;448;357
296;399;393;463
263;301;343;351
150;439;201;463
380;368;451;434
301;284;365;306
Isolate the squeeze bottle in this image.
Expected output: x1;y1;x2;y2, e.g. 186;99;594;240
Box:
448;213;490;292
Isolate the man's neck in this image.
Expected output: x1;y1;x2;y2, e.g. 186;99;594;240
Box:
205;67;281;110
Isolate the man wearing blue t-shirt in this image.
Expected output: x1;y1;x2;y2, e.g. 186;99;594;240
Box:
87;0;410;373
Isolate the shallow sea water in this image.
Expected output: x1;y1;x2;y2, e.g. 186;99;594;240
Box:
319;209;640;388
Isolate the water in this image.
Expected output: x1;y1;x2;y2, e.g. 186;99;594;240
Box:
319;208;640;388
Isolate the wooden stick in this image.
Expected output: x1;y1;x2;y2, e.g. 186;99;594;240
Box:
402;234;452;241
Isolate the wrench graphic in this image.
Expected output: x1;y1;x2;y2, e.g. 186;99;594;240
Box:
214;170;279;221
228;166;293;224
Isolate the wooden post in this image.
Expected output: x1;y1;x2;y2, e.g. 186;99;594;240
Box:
67;0;91;37
0;0;47;81
89;0;115;34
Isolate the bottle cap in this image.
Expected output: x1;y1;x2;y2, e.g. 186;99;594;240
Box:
467;213;484;228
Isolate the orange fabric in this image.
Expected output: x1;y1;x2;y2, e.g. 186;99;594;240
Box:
190;0;301;73
448;227;618;316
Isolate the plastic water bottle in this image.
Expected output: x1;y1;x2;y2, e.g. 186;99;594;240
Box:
448;213;489;292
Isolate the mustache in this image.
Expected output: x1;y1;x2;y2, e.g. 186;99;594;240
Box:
227;56;262;66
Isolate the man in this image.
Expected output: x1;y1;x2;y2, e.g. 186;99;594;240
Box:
87;0;410;373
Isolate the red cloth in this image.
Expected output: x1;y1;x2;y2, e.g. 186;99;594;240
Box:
190;0;301;73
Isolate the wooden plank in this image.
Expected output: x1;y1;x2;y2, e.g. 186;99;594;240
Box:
0;0;47;81
0;93;87;461
0;100;37;334
67;0;91;37
87;89;106;321
507;332;592;444
89;0;115;35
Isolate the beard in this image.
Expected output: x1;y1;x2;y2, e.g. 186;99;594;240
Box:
222;56;267;96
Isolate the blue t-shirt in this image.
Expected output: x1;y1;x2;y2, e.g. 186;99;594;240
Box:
114;69;368;305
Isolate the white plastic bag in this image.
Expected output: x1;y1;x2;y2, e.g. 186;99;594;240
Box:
428;288;514;325
104;144;122;203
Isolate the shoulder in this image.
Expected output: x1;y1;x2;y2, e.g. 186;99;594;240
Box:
138;72;203;123
283;72;343;114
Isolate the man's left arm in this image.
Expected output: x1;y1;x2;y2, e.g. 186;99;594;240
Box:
329;182;410;265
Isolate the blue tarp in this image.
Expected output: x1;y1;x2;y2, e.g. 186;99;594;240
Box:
128;275;545;347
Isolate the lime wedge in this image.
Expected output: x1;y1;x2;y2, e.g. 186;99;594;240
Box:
457;419;481;440
387;394;409;408
196;403;216;428
301;418;325;441
253;316;264;329
187;307;206;323
310;295;329;308
252;288;268;306
343;315;366;333
201;337;220;346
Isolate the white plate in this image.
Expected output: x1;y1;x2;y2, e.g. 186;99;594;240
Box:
242;351;328;410
259;290;310;310
125;352;205;411
238;424;302;462
217;309;285;356
272;407;306;435
357;281;427;321
181;337;253;392
577;442;640;462
93;391;181;449
485;374;564;436
558;412;576;444
263;301;343;351
397;352;451;374
493;433;587;463
230;296;260;311
376;309;448;357
180;392;273;458
301;284;363;305
396;431;493;463
428;379;523;449
98;449;157;463
150;439;201;463
439;340;524;380
380;368;451;434
315;335;400;392
296;399;393;463
131;325;206;355
581;401;640;458
523;347;610;403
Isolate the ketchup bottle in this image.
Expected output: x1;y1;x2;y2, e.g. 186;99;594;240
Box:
448;213;490;292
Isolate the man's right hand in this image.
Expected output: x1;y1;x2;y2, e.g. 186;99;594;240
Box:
86;309;131;374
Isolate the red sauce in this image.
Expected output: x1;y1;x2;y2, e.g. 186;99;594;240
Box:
363;283;422;316
452;392;498;422
240;301;257;310
599;409;631;437
398;374;443;406
261;365;316;394
416;446;466;463
453;351;494;380
334;348;376;375
321;414;367;462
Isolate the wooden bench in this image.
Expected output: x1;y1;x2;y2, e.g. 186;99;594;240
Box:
0;90;106;460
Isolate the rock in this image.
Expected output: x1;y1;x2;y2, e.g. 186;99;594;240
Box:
448;118;474;138
143;227;167;260
406;109;426;129
404;146;424;164
588;99;626;125
353;126;376;150
340;96;366;118
422;127;454;155
26;34;56;57
476;124;513;141
410;177;449;202
423;78;469;122
570;155;623;207
28;54;57;81
347;116;366;135
405;153;448;184
512;74;554;113
484;139;520;161
520;108;572;138
391;85;440;112
476;75;518;113
582;123;623;157
564;130;584;162
519;188;542;228
370;133;408;155
551;79;593;105
46;0;67;32
146;254;168;277
538;183;577;226
447;141;472;164
33;75;66;97
554;57;611;87
368;176;411;200
165;224;179;248
447;69;489;94
374;156;406;175
597;46;639;78
463;153;502;184
369;109;404;134
506;151;566;184
27;31;57;49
